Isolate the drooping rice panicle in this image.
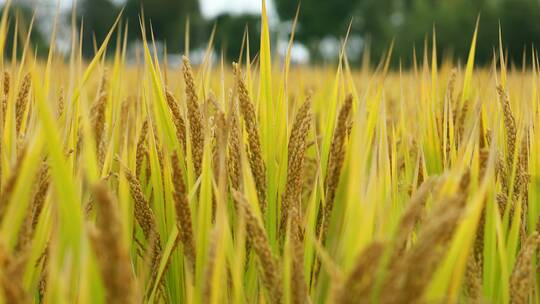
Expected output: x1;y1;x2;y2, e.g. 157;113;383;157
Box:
334;241;386;304
497;86;517;172
57;87;64;118
92;73;109;166
391;176;440;255
0;147;27;221
232;190;281;303
135;119;149;178
171;153;196;272
315;94;353;245
281;97;313;302
227;94;242;191
0;245;29;303
233;63;267;216
1;71;9;127
117;158;162;281
15;160;50;253
280;98;312;239
88;182;139;304
509;232;540;304
382;183;468;303
182;56;205;178
165;90;187;153
15;73;31;135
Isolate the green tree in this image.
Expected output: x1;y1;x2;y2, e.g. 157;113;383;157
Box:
275;0;358;59
124;0;204;53
78;0;120;58
211;14;260;61
1;4;49;58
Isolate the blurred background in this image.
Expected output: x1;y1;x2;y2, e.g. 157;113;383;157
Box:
3;0;540;66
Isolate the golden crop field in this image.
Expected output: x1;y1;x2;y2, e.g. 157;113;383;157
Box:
0;2;539;304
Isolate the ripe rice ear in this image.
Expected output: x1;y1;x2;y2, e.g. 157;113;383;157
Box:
289;204;308;304
165;90;187;153
391;176;440;256
334;241;386;304
182;56;204;178
15;161;50;253
117;158;162;282
312;95;353;282
280;98;312;240
37;244;49;302
227;93;242;191
88;182;139;304
0;147;27;222
15;73;31;135
57;87;64;118
496;86;517;173
203;225;219;303
233;62;267;216
465;149;490;300
232;190;281;303
382;190;467;303
1;71;9;127
509;232;540;304
92;73;108;148
284;98;312;302
171;153;196;273
315;94;353;244
0;245;29;303
135;119;149;178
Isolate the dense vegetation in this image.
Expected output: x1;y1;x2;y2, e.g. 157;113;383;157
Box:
0;1;540;303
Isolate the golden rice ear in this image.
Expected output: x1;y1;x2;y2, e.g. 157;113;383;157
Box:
0;146;27;221
232;190;282;303
88;181;139;304
182;56;204;178
171;153;196;273
280;97;311;240
15;73;31;135
1;71;9;126
497;85;517;172
117;159;162;284
227;90;243;191
334;241;386;304
510;232;540;304
381;194;467;303
233;62;267;217
165;90;187;153
15;161;50;253
135;119;149;178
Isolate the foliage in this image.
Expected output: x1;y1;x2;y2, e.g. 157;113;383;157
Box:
0;2;540;304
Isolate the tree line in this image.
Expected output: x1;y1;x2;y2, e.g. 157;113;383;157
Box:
4;0;540;66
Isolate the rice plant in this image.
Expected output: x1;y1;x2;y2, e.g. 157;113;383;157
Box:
0;1;540;303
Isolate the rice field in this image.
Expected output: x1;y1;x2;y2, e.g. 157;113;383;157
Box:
1;2;540;303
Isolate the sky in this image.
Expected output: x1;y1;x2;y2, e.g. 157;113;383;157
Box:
199;0;272;18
